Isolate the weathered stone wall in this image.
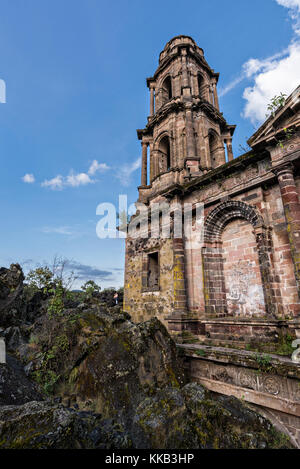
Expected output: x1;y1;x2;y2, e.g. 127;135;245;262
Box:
126;36;300;347
126;158;300;325
222;219;266;318
182;163;300;319
124;38;300;449
264;183;300;318
124;237;174;328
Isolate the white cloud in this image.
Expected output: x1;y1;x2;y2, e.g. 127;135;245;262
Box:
88;160;110;175
219;49;288;98
242;42;300;123
41;226;74;235
41;174;64;190
242;49;289;78
115;157;141;187
276;0;300;34
22;173;35;184
219;76;245;98
42;172;93;190
220;1;300;124
276;0;300;9
66;171;93;187
41;160;110;190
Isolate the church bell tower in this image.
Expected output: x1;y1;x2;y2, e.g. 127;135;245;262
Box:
137;35;236;202
124;36;237;329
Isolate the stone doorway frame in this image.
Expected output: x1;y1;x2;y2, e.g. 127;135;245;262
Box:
202;200;279;318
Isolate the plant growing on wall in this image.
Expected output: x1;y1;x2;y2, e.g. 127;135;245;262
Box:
266;93;287;118
276;127;295;148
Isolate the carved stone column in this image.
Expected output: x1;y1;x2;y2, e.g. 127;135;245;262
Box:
181;48;189;90
149;142;154;183
225;138;234;162
254;227;277;317
150;84;155;116
185;106;196;158
205;84;211;102
276;164;300;299
212;78;219;111
173;236;188;314
141;141;148;186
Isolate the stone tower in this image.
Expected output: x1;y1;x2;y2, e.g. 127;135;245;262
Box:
137;35;235;199
124;37;300;445
124;35;300;343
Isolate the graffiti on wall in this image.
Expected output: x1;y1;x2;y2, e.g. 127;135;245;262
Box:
226;260;266;317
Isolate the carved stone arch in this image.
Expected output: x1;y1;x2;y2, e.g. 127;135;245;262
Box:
154;130;171;148
155;132;172;174
159;74;173;105
202;200;279;318
204;200;264;243
158;72;172;87
197;72;208;100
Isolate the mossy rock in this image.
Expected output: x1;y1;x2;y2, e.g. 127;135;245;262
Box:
131;383;293;449
27;307;185;421
0;401;131;449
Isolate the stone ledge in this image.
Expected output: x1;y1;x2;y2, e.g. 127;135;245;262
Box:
178;343;300;379
180;343;300;448
195;376;300;417
198;318;296;326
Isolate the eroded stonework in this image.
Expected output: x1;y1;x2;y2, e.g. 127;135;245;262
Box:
123;36;300;445
181;344;300;447
124;35;300;331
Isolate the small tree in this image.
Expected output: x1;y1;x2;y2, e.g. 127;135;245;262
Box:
26;266;54;294
25;256;78;317
51;255;77;291
81;280;101;300
47;280;64;318
25;256;78;294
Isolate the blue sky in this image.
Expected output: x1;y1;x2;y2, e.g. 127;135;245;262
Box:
0;0;299;288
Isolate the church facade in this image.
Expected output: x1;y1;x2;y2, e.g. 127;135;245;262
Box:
123;35;300;350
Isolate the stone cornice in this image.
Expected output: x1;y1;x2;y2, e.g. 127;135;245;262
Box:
137;98;230;139
151;47;216;83
142;150;273;204
182;151;265;192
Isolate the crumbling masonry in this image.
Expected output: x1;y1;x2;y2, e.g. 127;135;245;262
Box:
124;36;300;446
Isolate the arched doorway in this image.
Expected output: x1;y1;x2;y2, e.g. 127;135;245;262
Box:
161;76;172;104
202;200;276;317
158;136;171;172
